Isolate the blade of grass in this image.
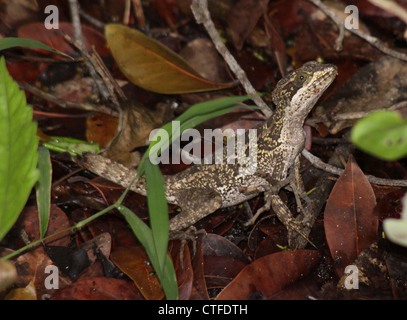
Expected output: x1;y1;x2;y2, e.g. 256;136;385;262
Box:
139;95;262;172
144;159;169;277
117;204;178;300
36;147;52;239
0;37;71;59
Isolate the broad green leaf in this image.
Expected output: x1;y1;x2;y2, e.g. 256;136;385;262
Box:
0;56;39;241
117;204;178;300
351;110;407;161
144;159;169;276
105;24;234;94
0;37;71;58
36;147;52;239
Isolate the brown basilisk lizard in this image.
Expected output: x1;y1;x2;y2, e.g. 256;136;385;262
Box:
82;61;337;248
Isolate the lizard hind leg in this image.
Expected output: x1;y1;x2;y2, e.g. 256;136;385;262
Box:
168;188;223;232
168;188;222;266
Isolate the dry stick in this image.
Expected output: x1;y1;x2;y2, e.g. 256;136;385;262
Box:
132;0;146;28
190;0;273;118
307;0;407;62
68;0;117;106
79;8;105;30
89;47;127;102
68;0;84;48
306;101;407;126
123;0;131;25
302;149;407;187
18;81;118;117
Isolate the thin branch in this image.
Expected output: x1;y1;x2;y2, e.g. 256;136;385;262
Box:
19;81;118;117
132;0;146;28
190;0;272;118
67;0;119;106
306;101;407;126
307;0;407;62
79;8;105;30
302;149;407;187
68;0;85;49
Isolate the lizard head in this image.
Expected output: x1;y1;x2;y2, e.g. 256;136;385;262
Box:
272;61;337;121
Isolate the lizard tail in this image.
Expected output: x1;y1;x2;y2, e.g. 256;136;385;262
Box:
81;153;147;196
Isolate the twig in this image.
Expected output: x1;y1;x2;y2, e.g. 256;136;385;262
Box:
311;137;349;145
123;0;131;25
89;47;127;102
68;0;85;49
79;8;105;30
19;81;118;117
306;101;407;126
302;149;407;187
334;22;345;51
132;0;146;28
190;0;273;118
67;0;120;106
307;0;407;62
368;0;407;25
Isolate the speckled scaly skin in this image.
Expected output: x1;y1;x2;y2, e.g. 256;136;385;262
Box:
83;61;337;242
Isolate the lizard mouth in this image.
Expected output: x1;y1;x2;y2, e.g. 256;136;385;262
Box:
291;64;337;114
311;65;337;92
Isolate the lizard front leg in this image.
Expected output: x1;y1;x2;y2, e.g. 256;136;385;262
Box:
243;158;315;249
268;193;313;249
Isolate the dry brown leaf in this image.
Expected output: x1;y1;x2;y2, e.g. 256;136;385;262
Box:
105;24;234;94
216;250;320;300
5;280;36;300
110;246;165;300
324;155;378;278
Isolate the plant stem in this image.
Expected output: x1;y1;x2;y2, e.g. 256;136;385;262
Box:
1;204;118;261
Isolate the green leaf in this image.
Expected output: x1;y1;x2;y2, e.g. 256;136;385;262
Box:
351;110;407;161
42;136;100;156
104;24;233;94
36;147;52;239
144;159;169;276
0;56;39;241
117;204;178;300
0;37;71;59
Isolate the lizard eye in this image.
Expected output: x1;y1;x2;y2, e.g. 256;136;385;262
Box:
299;75;305;81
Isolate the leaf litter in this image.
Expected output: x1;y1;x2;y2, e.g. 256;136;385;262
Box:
1;0;407;300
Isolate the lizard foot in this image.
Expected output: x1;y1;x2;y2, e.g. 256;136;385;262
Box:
269;194;316;249
170;227;206;269
243;195;272;227
242;189;315;249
